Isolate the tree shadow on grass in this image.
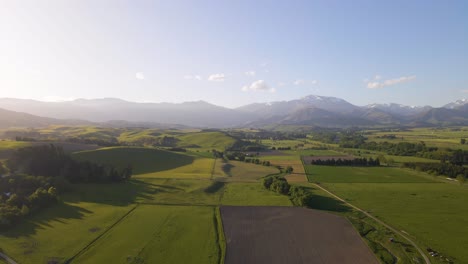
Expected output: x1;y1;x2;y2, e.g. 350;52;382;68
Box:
1;203;92;238
300;186;352;213
204;181;226;194
62;179;176;206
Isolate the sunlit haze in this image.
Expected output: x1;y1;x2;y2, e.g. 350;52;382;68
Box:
1;1;467;108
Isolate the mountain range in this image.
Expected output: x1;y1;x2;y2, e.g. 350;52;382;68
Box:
0;96;467;128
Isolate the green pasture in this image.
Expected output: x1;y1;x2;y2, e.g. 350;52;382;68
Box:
365;127;468;150
213;160;279;181
0;202;133;264
72;147;214;179
305;166;436;183
323;182;468;263
73;205;220;264
220;182;292;206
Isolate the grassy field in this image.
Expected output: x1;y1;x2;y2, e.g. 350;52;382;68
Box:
365;127;468;151
73;147;214;179
221;182;292;206
0;202;133;264
305;166;436;183
303;164;468;263
73;205;220;264
324;183;468;263
213;160;279;181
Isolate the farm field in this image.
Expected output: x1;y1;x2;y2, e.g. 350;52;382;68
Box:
220;206;378;264
365;127;468;151
213;159;279;181
73;205;220;264
304;163;468;263
221;183;292;206
73;147;214;179
271;159;307;183
323;183;468;263
0;201;133;264
305;165;436;183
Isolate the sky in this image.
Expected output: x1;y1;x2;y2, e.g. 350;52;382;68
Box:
1;0;467;108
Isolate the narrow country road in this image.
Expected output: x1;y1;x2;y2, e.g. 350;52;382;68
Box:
0;252;18;264
312;183;431;264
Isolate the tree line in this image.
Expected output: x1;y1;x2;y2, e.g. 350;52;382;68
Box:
311;157;380;166
402;162;467;179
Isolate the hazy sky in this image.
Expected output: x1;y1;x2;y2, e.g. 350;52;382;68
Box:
1;0;467;108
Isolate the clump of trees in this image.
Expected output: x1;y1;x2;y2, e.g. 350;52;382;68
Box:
0;175;58;229
261;176;314;207
311;157;380;166
289;186;313;207
262;176;290;195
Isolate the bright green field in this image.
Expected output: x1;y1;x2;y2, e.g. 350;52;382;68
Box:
305;166;436;183
304;164;468;263
323;183;468;263
365;127;468;151
0;202;133;264
177;131;236;150
213;160;279;181
73;205;220;264
73;147;214;179
221;182;292;206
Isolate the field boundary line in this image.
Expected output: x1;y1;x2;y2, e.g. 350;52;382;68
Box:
210;158;217;180
64;204;139;264
0;252;18;264
312;183;431;264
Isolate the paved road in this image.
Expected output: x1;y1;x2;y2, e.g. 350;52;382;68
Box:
312;183;431;264
0;252;18;264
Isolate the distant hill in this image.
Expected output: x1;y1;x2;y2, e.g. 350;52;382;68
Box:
0;98;249;128
0;96;467;128
0;107;91;128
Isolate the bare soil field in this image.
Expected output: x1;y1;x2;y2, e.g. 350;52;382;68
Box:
302;155;355;164
220;206;378;264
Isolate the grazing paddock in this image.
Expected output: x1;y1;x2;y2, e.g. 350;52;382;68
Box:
271;159;307;183
0;202;133;264
221;183;292;206
73;205;220;264
213;160;279;182
305;166;436;183
220;206;378;264
324;183;468;263
72;147;214;179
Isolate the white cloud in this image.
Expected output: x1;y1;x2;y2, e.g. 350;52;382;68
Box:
294;79;305;85
242;80;275;93
245;71;256;77
277;82;287;87
208;73;226;82
461;89;468;93
294;79;317;85
366;75;416;89
374;75;381;80
184;75;202;80
136;72;145;80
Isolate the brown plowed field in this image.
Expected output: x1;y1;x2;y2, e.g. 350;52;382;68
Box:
220;206;379;264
